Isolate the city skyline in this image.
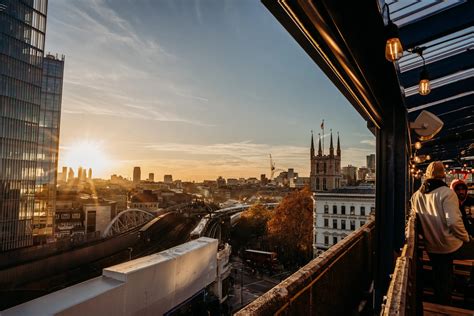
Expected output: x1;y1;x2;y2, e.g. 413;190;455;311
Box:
45;0;375;181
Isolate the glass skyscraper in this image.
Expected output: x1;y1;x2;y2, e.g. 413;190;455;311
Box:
33;54;64;242
0;0;48;250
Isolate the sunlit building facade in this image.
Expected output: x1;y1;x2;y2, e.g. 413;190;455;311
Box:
33;54;64;242
0;0;48;250
313;187;375;254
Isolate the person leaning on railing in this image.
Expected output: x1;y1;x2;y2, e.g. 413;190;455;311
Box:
450;179;474;237
411;161;474;305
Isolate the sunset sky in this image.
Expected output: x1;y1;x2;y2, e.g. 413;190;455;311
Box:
45;0;375;181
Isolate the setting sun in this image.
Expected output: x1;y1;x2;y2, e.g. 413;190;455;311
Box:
62;140;110;177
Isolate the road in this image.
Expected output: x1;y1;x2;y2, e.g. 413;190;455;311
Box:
228;257;287;313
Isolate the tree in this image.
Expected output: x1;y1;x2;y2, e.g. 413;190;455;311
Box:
231;203;271;251
267;186;313;267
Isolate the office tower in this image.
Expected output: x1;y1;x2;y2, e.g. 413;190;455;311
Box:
0;0;48;250
81;169;87;181
366;154;376;171
68;168;75;182
148;173;154;182
78;167;83;181
88;168;92;179
133;167;141;183
33;54;65;241
62;167;68;182
342;165;358;185
164;174;173;184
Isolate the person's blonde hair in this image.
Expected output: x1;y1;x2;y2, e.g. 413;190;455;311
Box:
425;161;445;179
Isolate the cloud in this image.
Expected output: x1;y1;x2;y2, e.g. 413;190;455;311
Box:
145;141;308;162
360;139;376;146
47;0;209;127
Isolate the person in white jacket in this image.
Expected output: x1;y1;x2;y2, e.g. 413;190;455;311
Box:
411;161;471;304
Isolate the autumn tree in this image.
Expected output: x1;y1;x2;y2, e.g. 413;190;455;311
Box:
231;203;272;251
267;186;313;267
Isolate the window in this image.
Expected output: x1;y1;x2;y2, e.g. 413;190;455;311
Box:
324;219;328;227
341;205;346;215
333;205;337;214
341;220;346;230
360;206;365;216
333;237;337;245
87;211;96;233
370;207;375;214
324;205;329;214
333;219;337;229
324;163;327;174
324;236;329;245
350;220;355;230
360;221;365;227
316;178;320;190
350;206;355;215
323;178;327;190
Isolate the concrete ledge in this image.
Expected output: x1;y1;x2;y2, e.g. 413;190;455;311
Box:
236;221;375;315
2;237;218;316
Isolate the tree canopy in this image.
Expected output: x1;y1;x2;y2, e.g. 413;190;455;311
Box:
267;186;313;265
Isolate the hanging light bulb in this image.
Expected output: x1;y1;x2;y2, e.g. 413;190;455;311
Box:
385;23;403;61
384;13;403;62
413;48;431;96
414;142;422;150
419;67;430;95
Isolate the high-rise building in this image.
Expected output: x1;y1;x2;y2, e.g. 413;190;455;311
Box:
366;154;376;171
0;0;48;250
78;167;83;181
68;168;75;182
133;167;141;183
88;168;92;179
33;54;65;241
310;131;342;192
62;167;68;182
357;167;370;182
148;173;154;182
164;174;173;184
341;165;357;186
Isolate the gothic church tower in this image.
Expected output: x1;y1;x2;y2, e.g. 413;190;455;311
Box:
310;130;342;192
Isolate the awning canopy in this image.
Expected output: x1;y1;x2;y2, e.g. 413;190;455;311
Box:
392;0;474;166
262;0;473;168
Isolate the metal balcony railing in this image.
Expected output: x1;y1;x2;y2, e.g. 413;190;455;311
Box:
236;220;375;315
382;212;419;316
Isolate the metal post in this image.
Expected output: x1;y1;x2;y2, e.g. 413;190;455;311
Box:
374;102;408;312
240;264;244;306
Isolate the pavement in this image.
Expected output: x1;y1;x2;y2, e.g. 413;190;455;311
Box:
227;256;287;313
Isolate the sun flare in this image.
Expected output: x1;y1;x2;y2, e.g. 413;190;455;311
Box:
62;141;110;177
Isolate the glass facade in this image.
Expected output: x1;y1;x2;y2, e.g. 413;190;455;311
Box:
33;54;63;241
0;0;48;250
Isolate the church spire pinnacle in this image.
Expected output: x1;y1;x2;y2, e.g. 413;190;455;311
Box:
337;132;341;157
310;131;315;158
318;133;322;156
329;129;334;156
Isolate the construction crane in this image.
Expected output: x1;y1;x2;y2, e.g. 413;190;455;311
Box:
269;154;284;180
270;154;276;180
